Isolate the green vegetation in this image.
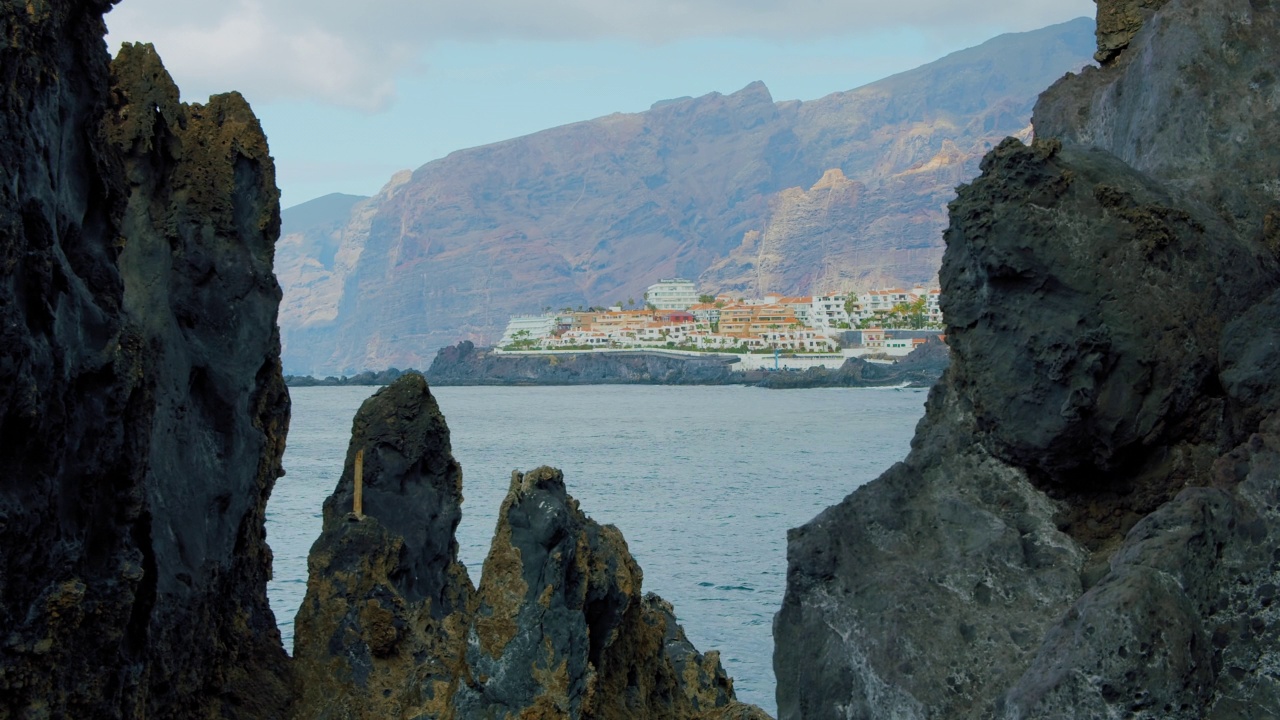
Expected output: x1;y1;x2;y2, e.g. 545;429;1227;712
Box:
503;329;538;351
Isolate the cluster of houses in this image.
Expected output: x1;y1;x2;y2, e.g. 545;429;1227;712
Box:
499;278;942;354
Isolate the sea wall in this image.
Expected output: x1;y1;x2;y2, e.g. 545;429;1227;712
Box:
774;0;1280;717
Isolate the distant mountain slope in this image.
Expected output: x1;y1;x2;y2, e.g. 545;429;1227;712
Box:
282;192;368;236
276;17;1095;374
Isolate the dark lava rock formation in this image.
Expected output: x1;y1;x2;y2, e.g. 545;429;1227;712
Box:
0;3;290;717
775;0;1280;718
293;374;769;720
426;339;947;389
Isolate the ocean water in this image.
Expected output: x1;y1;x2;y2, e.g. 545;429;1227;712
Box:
267;384;928;714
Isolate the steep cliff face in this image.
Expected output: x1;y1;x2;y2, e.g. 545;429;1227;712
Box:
275;20;1095;374
292;375;770;719
0;3;290;717
775;1;1280;718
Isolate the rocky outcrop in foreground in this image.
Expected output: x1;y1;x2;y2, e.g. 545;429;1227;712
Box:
425;340;947;389
293;374;769;719
775;0;1280;717
0;3;290;717
0;3;764;717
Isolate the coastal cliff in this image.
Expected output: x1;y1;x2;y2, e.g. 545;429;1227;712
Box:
774;1;1280;717
0;3;290;717
275;22;1095;373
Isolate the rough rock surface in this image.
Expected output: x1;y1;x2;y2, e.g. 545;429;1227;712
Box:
275;21;1095;373
425;340;947;389
0;3;290;717
294;375;770;719
457;467;759;719
292;373;473;719
775;0;1280;718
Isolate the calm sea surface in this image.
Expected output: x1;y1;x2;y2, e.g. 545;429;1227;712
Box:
267;384;928;714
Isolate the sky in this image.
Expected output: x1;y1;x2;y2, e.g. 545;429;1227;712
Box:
104;0;1095;208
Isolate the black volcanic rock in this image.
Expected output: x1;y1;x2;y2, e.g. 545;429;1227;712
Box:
292;374;473;718
458;467;762;719
292;375;769;719
775;0;1280;717
0;3;290;717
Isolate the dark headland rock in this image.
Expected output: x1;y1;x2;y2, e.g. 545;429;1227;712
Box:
0;3;290;717
426;341;752;386
293;374;770;719
775;1;1280;718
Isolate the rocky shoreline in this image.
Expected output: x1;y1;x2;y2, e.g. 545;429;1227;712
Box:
421;340;948;389
5;0;1280;718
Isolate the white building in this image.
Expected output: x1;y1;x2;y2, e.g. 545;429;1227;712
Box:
499;315;556;346
810;294;851;329
645;278;699;310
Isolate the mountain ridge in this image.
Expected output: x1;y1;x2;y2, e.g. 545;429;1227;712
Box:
277;18;1095;374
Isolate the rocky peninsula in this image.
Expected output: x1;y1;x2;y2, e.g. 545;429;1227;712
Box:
423;340;948;389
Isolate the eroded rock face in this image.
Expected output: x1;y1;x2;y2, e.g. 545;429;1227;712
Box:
1094;0;1172;63
0;3;290;717
458;467;748;719
776;0;1280;717
292;374;473;719
294;375;769;719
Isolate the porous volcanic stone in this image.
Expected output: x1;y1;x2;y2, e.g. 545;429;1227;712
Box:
0;5;291;717
775;1;1280;717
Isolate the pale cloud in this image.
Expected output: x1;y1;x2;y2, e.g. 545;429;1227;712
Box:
105;0;1094;110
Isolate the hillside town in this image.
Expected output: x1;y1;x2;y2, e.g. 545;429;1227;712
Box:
498;278;943;357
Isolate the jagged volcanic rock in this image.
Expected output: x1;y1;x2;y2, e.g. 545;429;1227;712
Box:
458;466;762;719
292;373;473;719
0;3;290;716
293;375;770;719
774;0;1280;718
